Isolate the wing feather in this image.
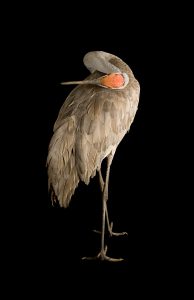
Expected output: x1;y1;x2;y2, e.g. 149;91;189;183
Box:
47;69;140;207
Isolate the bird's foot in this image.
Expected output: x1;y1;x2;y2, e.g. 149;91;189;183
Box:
82;246;124;262
108;222;128;237
93;222;128;237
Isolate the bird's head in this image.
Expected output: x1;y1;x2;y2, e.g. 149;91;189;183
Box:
61;51;130;90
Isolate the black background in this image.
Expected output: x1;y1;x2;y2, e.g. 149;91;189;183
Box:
3;2;188;296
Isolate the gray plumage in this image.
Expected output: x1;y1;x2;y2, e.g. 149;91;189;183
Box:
47;51;140;209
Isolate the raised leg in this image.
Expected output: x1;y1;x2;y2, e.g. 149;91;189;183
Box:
105;204;128;237
93;168;128;237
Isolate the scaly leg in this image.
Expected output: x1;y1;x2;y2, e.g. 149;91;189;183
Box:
93;169;128;237
82;154;124;262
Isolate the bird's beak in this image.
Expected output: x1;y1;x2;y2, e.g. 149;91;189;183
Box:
60;73;128;89
60;79;97;86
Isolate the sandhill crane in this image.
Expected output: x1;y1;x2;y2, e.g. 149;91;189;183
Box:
47;51;140;261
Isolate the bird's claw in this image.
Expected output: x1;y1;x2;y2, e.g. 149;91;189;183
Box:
82;246;124;262
92;229;101;234
110;231;128;237
93;222;128;237
108;222;128;237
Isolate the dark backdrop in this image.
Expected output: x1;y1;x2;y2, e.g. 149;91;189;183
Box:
3;2;185;295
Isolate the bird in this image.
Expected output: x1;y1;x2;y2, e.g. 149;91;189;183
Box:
47;51;140;262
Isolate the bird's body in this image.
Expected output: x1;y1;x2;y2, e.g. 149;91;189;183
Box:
47;51;140;261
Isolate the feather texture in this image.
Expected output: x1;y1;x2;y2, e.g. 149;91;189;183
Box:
47;51;140;207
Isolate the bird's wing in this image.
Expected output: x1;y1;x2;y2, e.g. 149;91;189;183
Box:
47;76;139;206
47;115;80;207
53;73;103;131
74;85;139;184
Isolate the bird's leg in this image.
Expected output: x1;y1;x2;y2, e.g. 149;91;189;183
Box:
93;169;128;237
93;169;110;234
98;154;124;261
97;170;112;232
105;202;128;237
83;154;124;262
98;169;104;192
